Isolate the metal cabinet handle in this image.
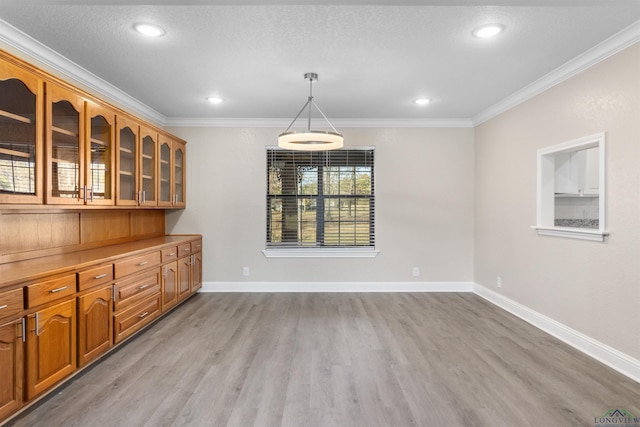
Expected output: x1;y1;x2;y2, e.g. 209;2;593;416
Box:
90;186;94;202
50;286;68;293
35;312;39;336
168;252;176;256
21;318;26;343
94;273;108;279
138;284;151;290
139;311;149;318
83;185;87;203
0;304;7;310
137;261;149;266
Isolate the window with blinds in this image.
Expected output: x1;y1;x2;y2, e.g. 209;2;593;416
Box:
267;147;375;248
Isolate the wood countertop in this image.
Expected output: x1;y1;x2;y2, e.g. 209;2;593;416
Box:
0;234;202;290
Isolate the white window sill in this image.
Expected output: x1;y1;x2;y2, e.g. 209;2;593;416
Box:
262;248;379;258
532;226;608;242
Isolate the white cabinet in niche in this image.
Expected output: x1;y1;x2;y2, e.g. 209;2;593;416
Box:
554;146;599;195
535;132;607;242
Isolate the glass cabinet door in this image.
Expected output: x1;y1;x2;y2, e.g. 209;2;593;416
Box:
115;116;138;206
46;83;84;205
86;103;114;205
173;141;186;207
0;62;43;204
158;137;172;207
139;127;157;207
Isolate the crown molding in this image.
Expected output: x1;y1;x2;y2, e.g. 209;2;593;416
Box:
0;18;167;126
164;117;474;128
472;20;640;126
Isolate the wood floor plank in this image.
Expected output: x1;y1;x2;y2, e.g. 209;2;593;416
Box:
6;293;640;427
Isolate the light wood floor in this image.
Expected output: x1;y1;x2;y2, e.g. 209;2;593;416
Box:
7;293;640;427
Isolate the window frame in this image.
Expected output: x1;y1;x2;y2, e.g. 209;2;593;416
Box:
264;146;378;258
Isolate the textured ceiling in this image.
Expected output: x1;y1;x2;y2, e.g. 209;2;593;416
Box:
0;1;639;123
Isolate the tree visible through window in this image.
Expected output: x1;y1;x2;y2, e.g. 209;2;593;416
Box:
267;147;375;248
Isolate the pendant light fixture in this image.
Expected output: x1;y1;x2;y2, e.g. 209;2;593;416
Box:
278;73;343;151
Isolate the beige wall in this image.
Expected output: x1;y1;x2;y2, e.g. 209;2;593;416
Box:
474;44;640;359
166;127;475;285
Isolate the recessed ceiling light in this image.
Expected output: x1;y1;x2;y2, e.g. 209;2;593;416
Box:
207;96;224;104
133;23;165;37
472;24;505;39
413;98;431;106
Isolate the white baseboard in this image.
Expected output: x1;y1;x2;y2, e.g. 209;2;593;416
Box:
200;281;474;293
473;283;640;384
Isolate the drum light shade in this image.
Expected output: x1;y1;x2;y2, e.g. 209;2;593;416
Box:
278;73;344;151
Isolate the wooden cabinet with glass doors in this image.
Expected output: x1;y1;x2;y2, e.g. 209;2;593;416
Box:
158;134;186;208
85;102;115;205
45;84;115;206
115;115;139;206
0;58;44;204
139;126;157;207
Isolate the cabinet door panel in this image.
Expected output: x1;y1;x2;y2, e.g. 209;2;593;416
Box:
191;252;202;294
162;262;178;312
27;299;76;399
45;82;85;205
173;141;186;207
115;115;139;206
0;59;44;204
86;103;115;206
177;256;191;302
78;286;112;367
139;127;157;207
0;319;24;420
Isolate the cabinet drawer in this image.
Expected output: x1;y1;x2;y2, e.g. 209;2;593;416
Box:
114;251;160;278
77;264;114;291
191;239;202;253
161;247;178;263
113;270;160;311
0;288;24;321
113;294;160;344
177;243;191;258
26;274;76;308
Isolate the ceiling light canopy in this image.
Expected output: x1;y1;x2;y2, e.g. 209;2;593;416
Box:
473;24;505;38
133;23;165;37
278;73;343;151
207;96;224;104
413;98;431;106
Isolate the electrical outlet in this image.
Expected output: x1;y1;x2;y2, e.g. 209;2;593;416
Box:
242;267;250;277
413;267;420;277
496;276;502;288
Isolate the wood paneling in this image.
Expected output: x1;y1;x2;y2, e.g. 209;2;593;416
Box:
131;210;164;237
0;212;79;255
80;211;130;243
0;209;165;264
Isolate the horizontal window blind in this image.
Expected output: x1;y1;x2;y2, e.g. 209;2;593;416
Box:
267;147;375;248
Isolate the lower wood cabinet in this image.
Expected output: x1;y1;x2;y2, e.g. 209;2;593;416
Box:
177;256;191;302
113;293;160;344
26;299;76;400
191;252;202;293
161;262;178;312
0;318;24;420
0;235;201;424
77;286;113;367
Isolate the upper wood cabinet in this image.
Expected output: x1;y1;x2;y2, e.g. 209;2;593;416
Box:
158;134;186;208
115;115;139;206
45;85;116;206
139;126;158;207
85;102;115;205
45;82;85;205
1;51;186;209
0;59;44;204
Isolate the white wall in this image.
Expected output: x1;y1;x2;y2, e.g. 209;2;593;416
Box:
166;127;475;287
474;44;640;360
